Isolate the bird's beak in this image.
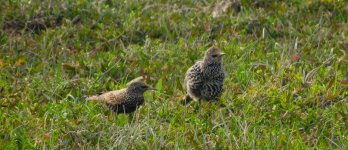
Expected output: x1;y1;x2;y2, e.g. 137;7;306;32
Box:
220;52;226;56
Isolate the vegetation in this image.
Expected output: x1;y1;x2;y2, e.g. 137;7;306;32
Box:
0;0;347;149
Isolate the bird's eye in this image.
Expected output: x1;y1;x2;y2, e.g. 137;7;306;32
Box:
212;54;218;57
141;85;148;89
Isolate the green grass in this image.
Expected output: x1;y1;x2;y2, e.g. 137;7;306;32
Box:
0;0;347;149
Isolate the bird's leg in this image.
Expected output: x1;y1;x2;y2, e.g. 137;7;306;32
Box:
181;94;193;105
211;97;226;107
128;113;135;123
211;98;219;104
109;110;118;124
193;99;202;113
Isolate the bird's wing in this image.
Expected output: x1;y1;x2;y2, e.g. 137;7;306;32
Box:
87;89;126;105
185;62;204;90
200;82;223;99
201;70;225;99
102;89;127;105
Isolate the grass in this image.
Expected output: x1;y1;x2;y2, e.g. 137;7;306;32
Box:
0;0;347;149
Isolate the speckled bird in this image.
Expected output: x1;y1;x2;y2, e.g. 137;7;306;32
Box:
182;47;225;105
87;77;155;113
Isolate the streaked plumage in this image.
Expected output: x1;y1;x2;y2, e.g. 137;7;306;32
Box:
182;47;225;104
87;77;155;113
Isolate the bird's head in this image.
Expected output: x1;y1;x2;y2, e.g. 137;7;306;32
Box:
126;77;155;93
203;46;225;65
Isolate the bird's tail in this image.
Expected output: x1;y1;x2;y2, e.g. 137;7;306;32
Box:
86;95;102;102
181;95;193;105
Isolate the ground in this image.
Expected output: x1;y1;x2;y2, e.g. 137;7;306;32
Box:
0;0;347;149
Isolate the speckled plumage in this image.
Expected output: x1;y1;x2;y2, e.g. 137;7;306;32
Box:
182;47;225;104
87;77;154;113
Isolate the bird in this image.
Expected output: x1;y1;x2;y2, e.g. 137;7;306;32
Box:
182;46;225;105
87;77;155;113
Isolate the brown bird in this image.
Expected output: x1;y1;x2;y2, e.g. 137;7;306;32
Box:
87;77;155;113
182;46;225;105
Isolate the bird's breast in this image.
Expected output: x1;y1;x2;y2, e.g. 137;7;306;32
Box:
203;67;224;78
